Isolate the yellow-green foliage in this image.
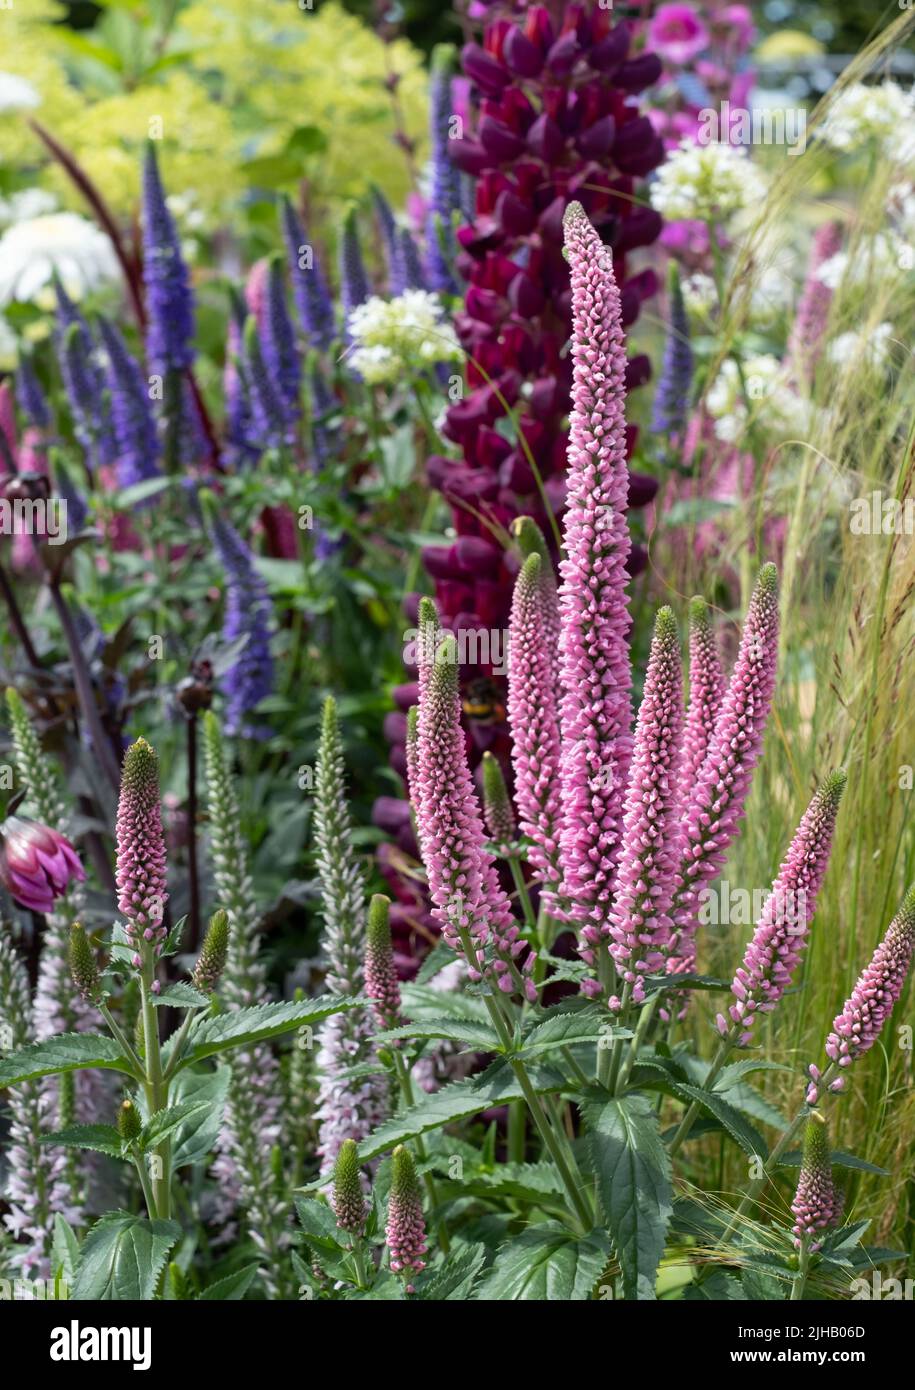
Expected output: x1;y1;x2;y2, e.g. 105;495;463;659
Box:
2;1;427;221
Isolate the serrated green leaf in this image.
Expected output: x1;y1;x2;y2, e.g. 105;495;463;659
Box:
73;1212;181;1300
520;1007;630;1057
373;1017;501;1050
0;1034;134;1088
170;1066;230;1168
152;983;211;1010
474;1225;609;1300
777;1149;889;1177
585;1094;673;1301
171;996;361;1071
141;1100;213;1149
672;1083;768;1160
415;1243;486;1301
52;1214;81;1286
715;1059;793;1090
683;1270;749;1300
295;1198;345;1255
198;1264;260;1300
400;984;491;1023
38;1124;124;1159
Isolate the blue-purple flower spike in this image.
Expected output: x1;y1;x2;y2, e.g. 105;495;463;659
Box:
262;256;301;428
280;196;336;351
141;143;196;375
16;356;51;431
97;319;162;490
372;186;403;296
425;44;460;295
244;317;291;449
208;507;275;738
339;208;370;339
398;228;426;293
651;263;693;440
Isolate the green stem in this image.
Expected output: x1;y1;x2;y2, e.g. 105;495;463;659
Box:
509;858;538;937
131;1144;159;1220
667;1034;733;1159
140;957;171;1221
614;994;660;1095
352;1237;370;1290
789;1236;811;1301
99;1002;145;1079
162;1006;198;1082
507;1099;526;1163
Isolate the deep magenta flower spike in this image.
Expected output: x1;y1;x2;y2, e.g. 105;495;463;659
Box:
365;894;404;1034
608;607;685;1001
790;1112;843;1251
386;1145;428;1282
807;884;915;1100
678;596;726;804
115;738;169;960
333;1138;368;1236
667;564;780;980
555;200;633;949
508;549;563;890
716;771;846;1046
0;816;85;915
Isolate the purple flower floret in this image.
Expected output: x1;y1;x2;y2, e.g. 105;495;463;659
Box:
790;1112;843;1251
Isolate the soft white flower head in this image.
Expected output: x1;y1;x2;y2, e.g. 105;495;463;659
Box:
816;232;910;290
681;272;717;317
0;212;120;306
706;354;816;443
0;189;57;230
347;289;461;385
827;322;894;369
820;81;915;165
650;139;768;223
0;72;41;114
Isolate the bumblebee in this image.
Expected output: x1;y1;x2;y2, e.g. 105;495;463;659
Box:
461;677;506;726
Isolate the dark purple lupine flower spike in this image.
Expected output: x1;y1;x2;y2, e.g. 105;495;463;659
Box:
141;143;195;375
280;196;336;351
262;255;301;428
16;355;52;431
425;43;461;294
651;262;693;440
205;499;275;738
97;318;162;489
339;208;370;340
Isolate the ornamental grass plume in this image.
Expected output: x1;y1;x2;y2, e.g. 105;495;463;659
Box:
201;712;291;1295
790;1112;843;1251
807;885;915;1102
313;697;388;1165
364;894;404;1034
115;738;169;968
606;607;685;1003
716;771;846;1046
386;1145;428;1282
554;200;633;942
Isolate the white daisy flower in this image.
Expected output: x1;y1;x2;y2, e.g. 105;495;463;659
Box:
0;211;119;305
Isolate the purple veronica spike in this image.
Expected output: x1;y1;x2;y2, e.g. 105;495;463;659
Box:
416;633;521;989
262;257;301;427
386;1146;428;1282
507;552;563;889
607;607;685;1004
651;264;693;439
807;885;915;1100
715;771;845;1046
55;307;114;470
679;597;726;804
97;319;162;489
425;44;460;294
555;201;633;949
210;512;275;737
280;197;336;351
790;1113;843;1250
340;209;370;339
243;317;290;449
141;144;195;374
372;187;403;296
16;356;51;431
224;299;261;470
116;739;169;962
666;564;780;980
398;228;426;293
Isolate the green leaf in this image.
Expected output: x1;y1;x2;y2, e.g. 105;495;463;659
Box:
170;1066;230;1168
414;1243;487;1301
520;1007;630;1058
585;1094;673;1301
401;984;492;1023
683;1270;749;1300
198;1264;261;1300
777;1149;889;1177
642;972;732;995
73;1212;181;1300
285;124;329;157
373;1017;501;1051
117;476;173;508
434;1160;565;1207
39;1124;124;1159
715;1059;793;1090
152;983;211;1010
295;1198;344;1256
52;1214;81;1286
357;1062;564;1164
141;1100;213;1149
171;996;361;1071
672;1083;768;1160
0;1034;134;1088
474;1225;610;1300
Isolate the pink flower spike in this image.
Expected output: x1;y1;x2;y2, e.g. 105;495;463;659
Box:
386;1146;428;1279
608;607;685;1002
115;738;169;960
555;201;633;946
790;1112;843;1251
723;771;845;1045
679;597;726;805
789;222;842;385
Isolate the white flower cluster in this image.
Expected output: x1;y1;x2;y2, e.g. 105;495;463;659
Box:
816;231;911;290
827;322;894;370
820;81;915;166
347;289;462;385
706;354;816;444
0;210;119;305
0;72;41;114
650;138;768;223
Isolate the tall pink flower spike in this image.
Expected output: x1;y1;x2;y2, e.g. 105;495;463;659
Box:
555;200;633;960
678;596;726;805
115;737;169;975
